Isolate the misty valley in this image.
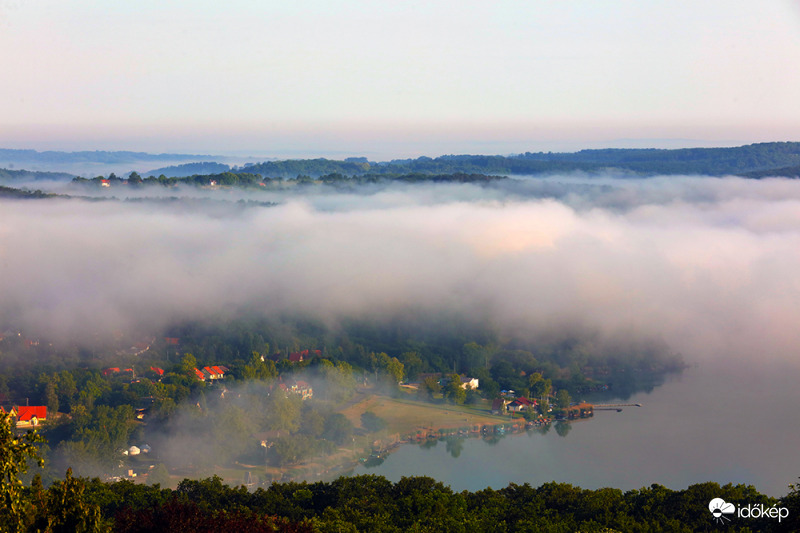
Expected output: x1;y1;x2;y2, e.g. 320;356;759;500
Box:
3;146;800;531
7;0;800;525
0;308;684;483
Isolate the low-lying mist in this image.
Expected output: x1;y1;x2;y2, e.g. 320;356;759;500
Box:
3;174;800;365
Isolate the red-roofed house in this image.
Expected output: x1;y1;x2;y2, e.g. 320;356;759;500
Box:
201;366;224;380
102;368;120;377
16;406;47;427
150;366;164;376
507;397;534;412
193;368;205;381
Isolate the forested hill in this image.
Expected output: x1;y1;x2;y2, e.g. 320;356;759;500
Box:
740;164;800;179
238;141;800;178
0;168;76;181
517;142;800;174
0;185;58;199
143;161;231;177
0;148;213;165
5;142;800;178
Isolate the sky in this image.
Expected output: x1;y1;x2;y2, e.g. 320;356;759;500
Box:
2;1;800;158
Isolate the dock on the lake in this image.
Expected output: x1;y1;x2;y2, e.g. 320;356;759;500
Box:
592;403;642;412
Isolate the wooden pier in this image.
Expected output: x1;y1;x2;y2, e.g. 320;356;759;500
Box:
592;403;642;412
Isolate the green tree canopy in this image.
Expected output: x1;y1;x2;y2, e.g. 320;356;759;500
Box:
0;413;44;532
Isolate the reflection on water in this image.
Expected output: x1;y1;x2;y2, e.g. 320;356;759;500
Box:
352;360;800;497
554;421;571;438
419;438;438;450
445;437;463;458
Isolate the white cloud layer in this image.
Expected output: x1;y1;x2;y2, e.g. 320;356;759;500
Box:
3;175;800;364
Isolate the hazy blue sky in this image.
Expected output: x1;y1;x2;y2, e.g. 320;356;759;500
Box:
2;1;800;158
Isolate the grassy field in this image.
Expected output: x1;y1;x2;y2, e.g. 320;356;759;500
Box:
339;390;510;436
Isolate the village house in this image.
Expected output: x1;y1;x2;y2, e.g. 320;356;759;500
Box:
459;376;479;390
491;398;509;415
414;373;479;391
287;349;322;363
190;365;228;381
506;397;535;413
293;380;313;400
102;368;135;379
441;374;479;390
278;380;313;400
201;365;228;381
15;405;47;427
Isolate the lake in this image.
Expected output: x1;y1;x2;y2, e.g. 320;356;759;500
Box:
351;360;800;497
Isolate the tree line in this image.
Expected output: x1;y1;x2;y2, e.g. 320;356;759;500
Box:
69;171;506;189
231;142;800;178
2;414;799;533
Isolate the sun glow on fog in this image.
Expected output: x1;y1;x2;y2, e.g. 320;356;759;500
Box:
3;175;800;366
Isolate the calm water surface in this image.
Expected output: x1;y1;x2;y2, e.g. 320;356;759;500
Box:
351;360;800;496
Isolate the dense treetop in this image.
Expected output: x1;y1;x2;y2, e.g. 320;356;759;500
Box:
237;142;800;178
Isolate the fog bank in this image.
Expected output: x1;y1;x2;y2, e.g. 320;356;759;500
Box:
3;175;800;365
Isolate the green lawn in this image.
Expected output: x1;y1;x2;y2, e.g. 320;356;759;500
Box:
339;392;510;436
